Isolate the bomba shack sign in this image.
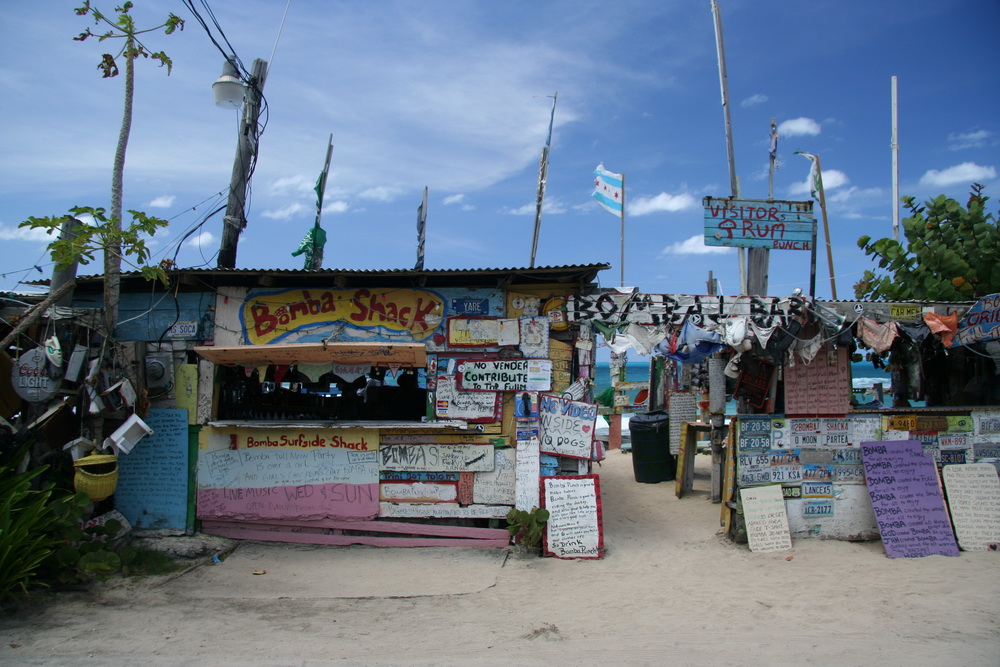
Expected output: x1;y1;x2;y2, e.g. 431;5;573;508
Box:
242;288;445;344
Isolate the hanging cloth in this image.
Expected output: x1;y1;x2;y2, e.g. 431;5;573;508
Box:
923;312;959;347
750;319;778;349
858;316;899;353
656;319;725;364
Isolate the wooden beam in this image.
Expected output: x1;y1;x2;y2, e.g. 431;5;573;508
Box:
193;341;427;367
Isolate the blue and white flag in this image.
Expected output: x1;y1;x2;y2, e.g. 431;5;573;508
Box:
795;152;821;200
592;164;623;217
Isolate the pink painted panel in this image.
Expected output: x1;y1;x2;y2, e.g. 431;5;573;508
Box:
197;482;378;520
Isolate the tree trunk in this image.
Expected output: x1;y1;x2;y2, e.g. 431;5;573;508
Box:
103;37;134;339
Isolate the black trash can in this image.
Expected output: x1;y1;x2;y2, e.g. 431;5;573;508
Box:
628;410;676;483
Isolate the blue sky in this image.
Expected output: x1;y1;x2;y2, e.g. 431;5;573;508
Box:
1;0;997;300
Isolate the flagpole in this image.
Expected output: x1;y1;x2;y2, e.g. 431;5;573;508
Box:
530;92;558;268
891;76;900;242
768;118;777;200
415;186;428;270
620;172;626;287
814;155;837;299
308;134;334;270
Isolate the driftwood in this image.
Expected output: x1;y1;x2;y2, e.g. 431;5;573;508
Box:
0;279;77;351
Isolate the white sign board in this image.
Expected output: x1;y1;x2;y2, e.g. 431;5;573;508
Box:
473;448;517;505
740;485;793;552
543;475;603;559
538;394;598;459
515;437;541;511
379;444;495;472
942;463;1000;551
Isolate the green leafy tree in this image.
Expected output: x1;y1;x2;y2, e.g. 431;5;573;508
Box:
854;184;998;301
20;207;169;286
40;2;182;336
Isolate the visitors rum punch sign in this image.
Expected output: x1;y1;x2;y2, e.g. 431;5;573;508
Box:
860;441;959;558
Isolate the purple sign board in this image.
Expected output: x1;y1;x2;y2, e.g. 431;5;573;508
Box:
860;441;959;558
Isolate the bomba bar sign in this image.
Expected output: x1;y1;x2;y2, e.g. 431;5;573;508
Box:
703;197;814;250
242;288;445;344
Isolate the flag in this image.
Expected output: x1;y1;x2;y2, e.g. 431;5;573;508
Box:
592;164;623;217
795;152;821;200
769;124;779;160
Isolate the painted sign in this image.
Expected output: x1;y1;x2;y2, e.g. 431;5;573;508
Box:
378;502;509;519
668;391;698;455
515;437;541;511
379;444;495;472
740;484;792;552
379;481;457;503
566;292;808;328
11;348;59;402
942;463;1000;551
783;345;850;415
473;448;517;505
243;287;446;344
703;197;814;250
434;376;500;422
542;475;604;559
519;316;550;358
538;394;598;459
456;359;552;392
860;441;959;558
115;409;189;530
953;293;1000;346
196;447;379;521
446;317;500;347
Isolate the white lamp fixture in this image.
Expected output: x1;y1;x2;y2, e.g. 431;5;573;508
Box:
213;59;246;109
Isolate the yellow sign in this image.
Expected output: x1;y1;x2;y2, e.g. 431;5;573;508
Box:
233;427;379;451
243;288;445;345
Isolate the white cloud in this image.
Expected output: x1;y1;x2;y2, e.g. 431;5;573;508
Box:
740;94;768;108
147;195;176;209
920;162;997;187
778;117;821;137
262;202;308;220
629;192;698;216
948;130;993;151
443;194;465;205
358;186;403;203
0;223;53;242
505;198;566;216
659;235;733;257
789;168;849;196
185;231;215;248
322;200;349;215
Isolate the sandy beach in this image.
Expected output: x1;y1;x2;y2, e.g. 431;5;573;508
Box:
2;449;997;666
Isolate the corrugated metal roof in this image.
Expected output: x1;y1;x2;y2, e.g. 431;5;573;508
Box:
49;263;612;293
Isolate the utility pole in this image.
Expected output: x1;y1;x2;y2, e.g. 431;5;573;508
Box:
218;58;268;269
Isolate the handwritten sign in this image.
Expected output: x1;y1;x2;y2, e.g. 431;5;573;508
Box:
379;482;457;503
515;438;541;511
116;409;190;530
434;375;499;422
542;475;603;559
860;441;959;558
456;359;551;392
740;485;792;552
519;316;549;358
198;448;377;489
538;394;597;459
668;392;698;455
379;444;495;472
783;345;850;415
942;463;1000;551
473;448;516;505
703;197;815;250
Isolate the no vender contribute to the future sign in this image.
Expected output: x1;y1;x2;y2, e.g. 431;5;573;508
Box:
703;197;815;250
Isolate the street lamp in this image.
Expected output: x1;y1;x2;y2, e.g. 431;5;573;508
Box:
214;57;268;269
212;59;245;109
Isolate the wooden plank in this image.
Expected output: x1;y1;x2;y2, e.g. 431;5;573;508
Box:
202;517;507;539
202;522;509;548
379;501;509;519
379;443;495;472
193;342;427;367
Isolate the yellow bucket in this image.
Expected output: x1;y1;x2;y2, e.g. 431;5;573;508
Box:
73;454;119;502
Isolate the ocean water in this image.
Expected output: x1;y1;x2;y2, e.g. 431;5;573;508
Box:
592;361;893;412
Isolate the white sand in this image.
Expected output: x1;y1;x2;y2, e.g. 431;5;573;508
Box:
2;450;997;666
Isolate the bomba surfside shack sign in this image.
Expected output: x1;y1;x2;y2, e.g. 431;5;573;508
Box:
703;197;815;250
